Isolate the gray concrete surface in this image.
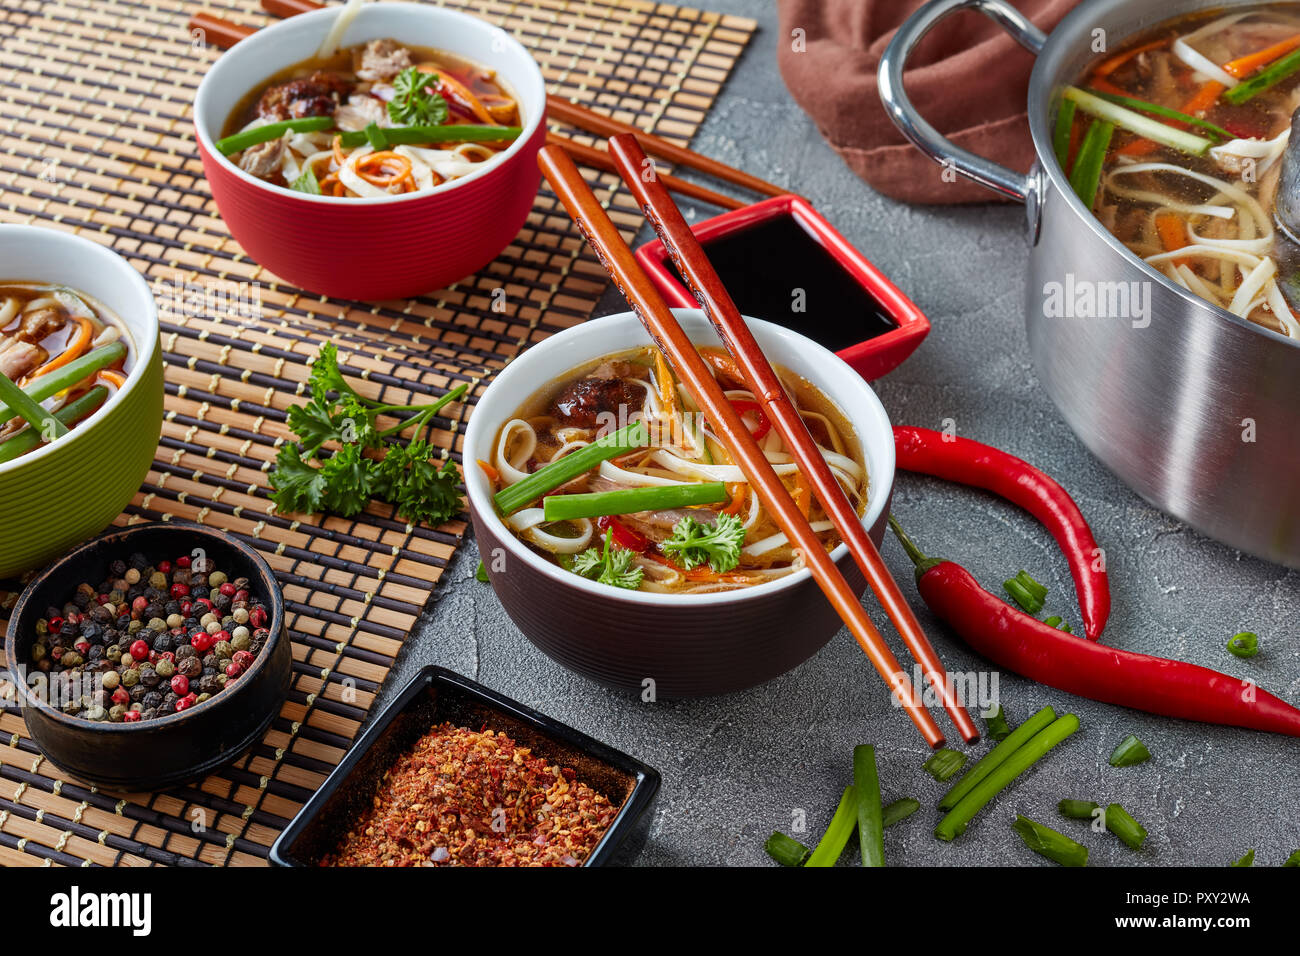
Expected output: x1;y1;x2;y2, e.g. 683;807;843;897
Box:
378;1;1300;866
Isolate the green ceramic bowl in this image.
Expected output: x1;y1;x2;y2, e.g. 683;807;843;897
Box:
0;226;163;579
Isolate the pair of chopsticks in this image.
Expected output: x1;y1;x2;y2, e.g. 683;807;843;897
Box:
192;0;784;210
543;135;979;748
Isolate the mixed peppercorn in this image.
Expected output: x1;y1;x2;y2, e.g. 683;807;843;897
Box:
24;552;272;723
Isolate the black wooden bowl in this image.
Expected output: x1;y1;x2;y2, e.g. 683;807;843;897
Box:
270;666;661;867
3;522;291;791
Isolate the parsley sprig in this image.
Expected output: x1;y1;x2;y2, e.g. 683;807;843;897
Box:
268;343;468;526
571;530;645;591
388;67;448;127
662;512;746;573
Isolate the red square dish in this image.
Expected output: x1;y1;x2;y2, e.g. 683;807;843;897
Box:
634;194;930;380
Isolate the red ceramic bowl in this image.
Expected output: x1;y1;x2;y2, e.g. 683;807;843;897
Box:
193;3;546;300
634;195;930;380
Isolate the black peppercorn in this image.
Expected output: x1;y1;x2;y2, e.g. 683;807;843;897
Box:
152;633;173;653
178;657;202;679
199;674;221;695
129;683;147;704
110;559;127;577
143;691;164;710
138;665;160;688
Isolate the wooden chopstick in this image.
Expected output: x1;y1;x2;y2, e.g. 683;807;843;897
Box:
606;135;981;744
188;11;741;209
536;143;946;748
256;0;787;200
544;134;743;210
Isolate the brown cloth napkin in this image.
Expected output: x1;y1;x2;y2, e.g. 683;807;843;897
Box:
777;0;1079;204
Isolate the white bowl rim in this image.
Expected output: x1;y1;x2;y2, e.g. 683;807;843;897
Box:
464;309;897;607
0;225;159;479
192;3;546;207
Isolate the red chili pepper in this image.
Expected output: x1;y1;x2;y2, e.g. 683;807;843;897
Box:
891;518;1300;738
894;426;1110;641
596;515;649;553
727;399;772;440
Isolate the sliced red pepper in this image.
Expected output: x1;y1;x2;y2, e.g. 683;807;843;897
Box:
717;399;772;441
596;515;648;553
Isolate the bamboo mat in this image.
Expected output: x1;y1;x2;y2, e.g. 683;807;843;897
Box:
0;0;755;866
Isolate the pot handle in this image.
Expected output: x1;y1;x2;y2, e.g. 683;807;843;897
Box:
878;0;1047;204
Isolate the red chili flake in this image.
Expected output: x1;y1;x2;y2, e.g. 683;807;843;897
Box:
320;723;616;868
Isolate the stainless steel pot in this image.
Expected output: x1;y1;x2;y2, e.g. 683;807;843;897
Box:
880;0;1300;567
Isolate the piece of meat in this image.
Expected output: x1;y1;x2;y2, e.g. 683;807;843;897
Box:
356;39;413;82
16;306;66;343
551;376;643;428
237;138;285;180
256;71;354;121
334;94;388;132
0;341;47;380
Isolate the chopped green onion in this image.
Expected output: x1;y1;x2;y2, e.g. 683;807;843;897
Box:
1004;571;1047;613
336;124;522;149
922;748;967;782
984;704;1012;742
542;481;727;522
935;713;1079;841
1109;733;1151;767
1228;631;1259;658
764;831;811;867
0;341;125;423
1230;849;1255;867
1104;803;1147;850
493;421;648;516
0;386;109;464
881;798;921;828
805;786;857;867
1068;119;1115;209
1012;814;1089;867
1087;89;1232;140
1053;98;1077;170
1042;615;1073;633
1064;86;1213;156
1058;799;1101;820
475;560;489;583
216;116;334;156
939;705;1057;811
0;370;66;439
1283;849;1300;867
290;166;322;195
1224;47;1300;105
363;121;389;150
853;745;885;867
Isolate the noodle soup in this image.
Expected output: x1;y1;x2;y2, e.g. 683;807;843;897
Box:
485;346;866;595
220;37;522;198
1058;5;1300;336
0;283;132;463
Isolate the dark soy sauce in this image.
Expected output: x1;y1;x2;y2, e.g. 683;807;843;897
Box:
669;214;897;352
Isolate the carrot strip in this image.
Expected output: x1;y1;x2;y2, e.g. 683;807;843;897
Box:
435;72;495;125
25;316;94;381
721;482;746;516
97;369;127;389
653;349;679;421
476;458;500;484
332;134;346;168
792;469;811;519
355;150;413;187
1155;212;1190;268
699;347;743;386
1223;32;1300;78
1092;39;1166;78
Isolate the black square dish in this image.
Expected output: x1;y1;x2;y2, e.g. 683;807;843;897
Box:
269;665;660;867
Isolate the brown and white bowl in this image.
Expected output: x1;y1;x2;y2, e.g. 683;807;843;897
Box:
464;310;896;698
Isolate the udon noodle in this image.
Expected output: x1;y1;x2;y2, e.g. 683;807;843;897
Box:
486;346;867;595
